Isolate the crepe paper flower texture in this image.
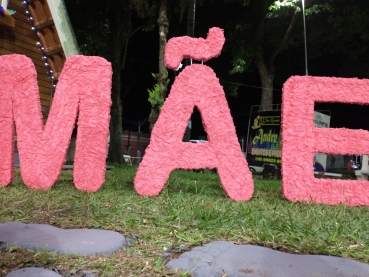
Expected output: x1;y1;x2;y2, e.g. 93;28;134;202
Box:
0;54;112;192
134;27;254;201
282;75;369;206
0;6;16;15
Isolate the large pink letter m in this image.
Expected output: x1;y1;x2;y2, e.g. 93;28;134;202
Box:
0;55;112;191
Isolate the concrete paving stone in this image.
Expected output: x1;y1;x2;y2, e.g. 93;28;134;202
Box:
3;222;368;277
0;221;128;256
167;241;369;277
5;267;62;277
4;268;99;277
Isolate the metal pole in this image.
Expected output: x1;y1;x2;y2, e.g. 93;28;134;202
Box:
302;0;308;75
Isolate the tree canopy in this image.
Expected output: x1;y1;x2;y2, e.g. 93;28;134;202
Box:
64;0;369;140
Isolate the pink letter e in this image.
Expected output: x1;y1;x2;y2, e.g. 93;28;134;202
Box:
282;76;369;206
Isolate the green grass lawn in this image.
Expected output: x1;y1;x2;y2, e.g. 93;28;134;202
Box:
1;165;368;276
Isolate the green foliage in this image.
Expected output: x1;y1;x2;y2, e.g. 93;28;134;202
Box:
267;0;299;18
229;58;247;75
66;0;158;59
148;84;165;108
305;0;369;78
147;71;169;110
225;0;302;76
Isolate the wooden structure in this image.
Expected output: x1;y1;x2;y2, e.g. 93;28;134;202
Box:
0;0;78;120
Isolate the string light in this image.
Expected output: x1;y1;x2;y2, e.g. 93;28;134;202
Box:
23;0;54;82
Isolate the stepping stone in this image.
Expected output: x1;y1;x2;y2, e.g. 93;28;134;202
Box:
5;267;62;277
167;241;369;277
4;267;98;277
0;221;129;256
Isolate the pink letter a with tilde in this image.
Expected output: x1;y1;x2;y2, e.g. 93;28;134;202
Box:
134;27;254;201
0;55;112;191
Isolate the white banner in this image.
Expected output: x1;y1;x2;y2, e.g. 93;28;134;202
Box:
314;111;331;171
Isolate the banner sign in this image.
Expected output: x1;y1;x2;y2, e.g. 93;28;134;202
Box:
314;111;331;171
246;111;282;168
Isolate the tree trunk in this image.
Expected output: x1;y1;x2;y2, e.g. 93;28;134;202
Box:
148;0;169;132
187;0;196;37
107;7;123;164
157;0;169;108
256;58;274;111
148;108;159;133
108;62;123;163
254;3;301;110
